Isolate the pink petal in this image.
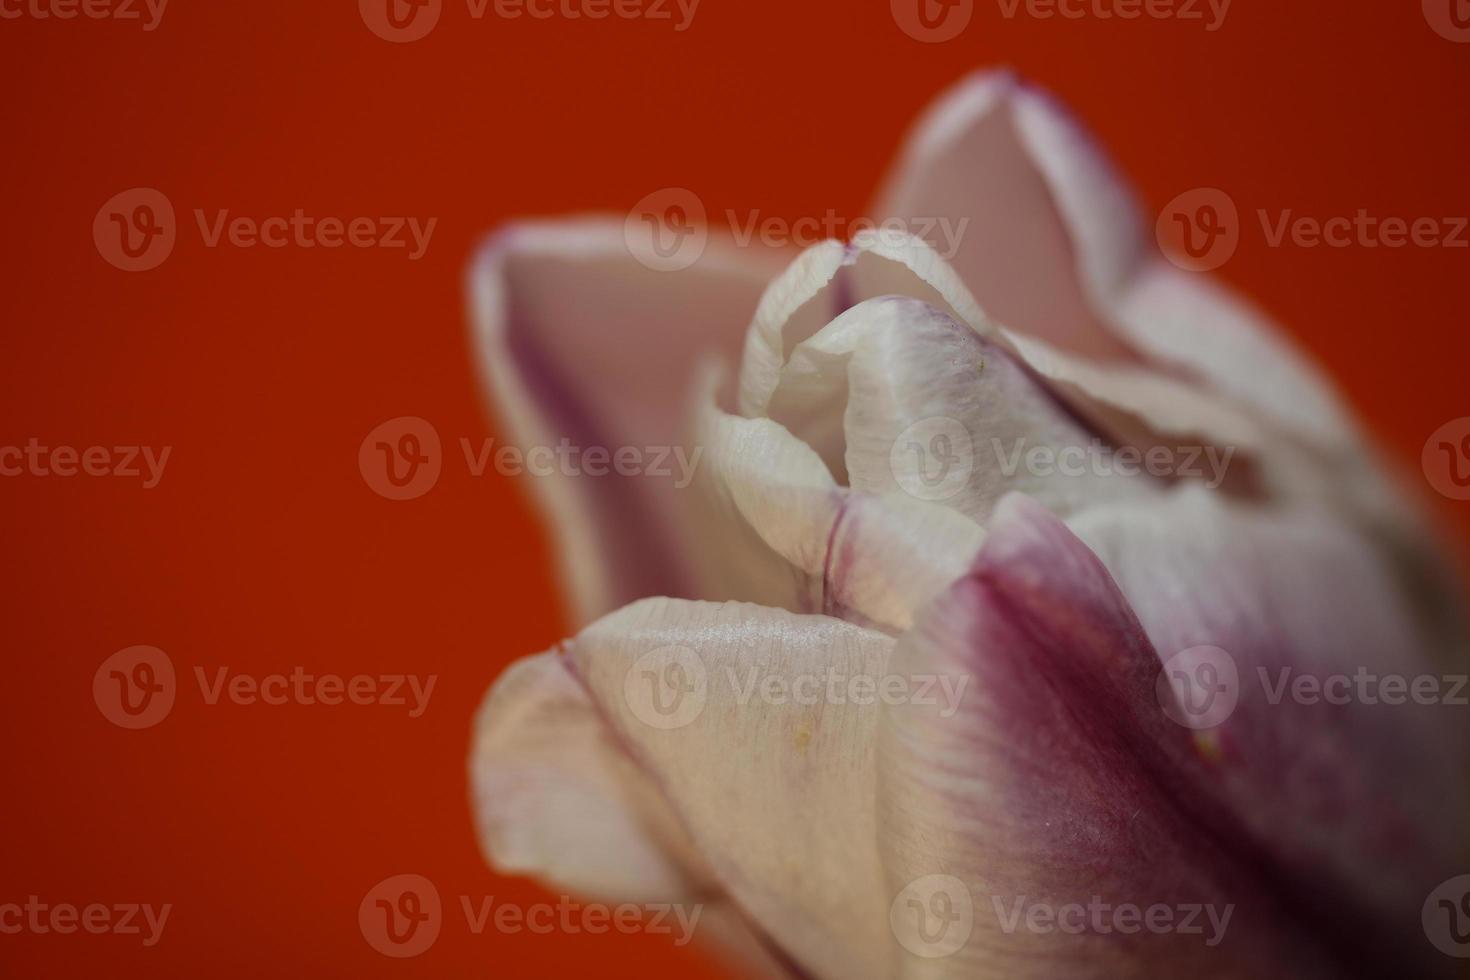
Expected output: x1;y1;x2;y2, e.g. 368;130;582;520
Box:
470;219;785;624
1069;487;1470;945
874;70;1357;449
878;493;1458;978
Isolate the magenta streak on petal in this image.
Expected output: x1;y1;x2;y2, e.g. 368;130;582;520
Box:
553;646;817;980
958;498;1442;978
831;245;859;316
819;492;855;619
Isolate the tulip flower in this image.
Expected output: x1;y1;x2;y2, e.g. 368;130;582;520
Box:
466;70;1469;978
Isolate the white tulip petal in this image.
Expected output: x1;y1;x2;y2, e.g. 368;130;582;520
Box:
693;378;985;632
771;294;1158;523
469;650;711;902
567;597;901;980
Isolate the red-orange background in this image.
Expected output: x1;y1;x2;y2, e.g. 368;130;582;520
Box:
2;1;1468;976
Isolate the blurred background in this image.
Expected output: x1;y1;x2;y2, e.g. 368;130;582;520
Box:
2;0;1468;975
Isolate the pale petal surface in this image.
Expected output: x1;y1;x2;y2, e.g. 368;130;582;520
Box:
468;71;1466;980
470;220;784;625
